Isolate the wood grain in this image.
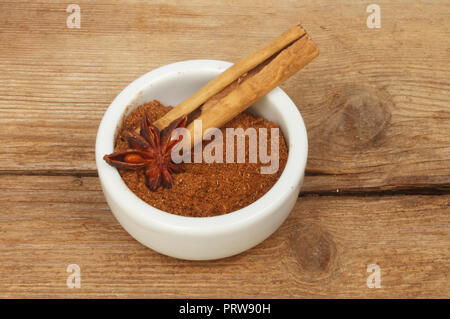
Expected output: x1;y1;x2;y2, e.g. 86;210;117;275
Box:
0;0;449;193
0;0;449;298
0;175;448;298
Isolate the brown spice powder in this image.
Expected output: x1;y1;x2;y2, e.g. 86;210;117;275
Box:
114;100;288;217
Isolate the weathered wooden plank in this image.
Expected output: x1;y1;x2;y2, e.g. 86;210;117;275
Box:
0;0;449;193
0;175;448;298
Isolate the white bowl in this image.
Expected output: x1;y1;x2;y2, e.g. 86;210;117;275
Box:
95;60;308;260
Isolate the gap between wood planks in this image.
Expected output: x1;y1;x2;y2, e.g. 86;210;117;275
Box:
1;169;449;197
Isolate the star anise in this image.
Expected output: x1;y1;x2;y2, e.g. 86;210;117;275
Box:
104;113;188;191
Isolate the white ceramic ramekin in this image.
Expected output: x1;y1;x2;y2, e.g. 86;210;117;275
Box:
95;60;308;260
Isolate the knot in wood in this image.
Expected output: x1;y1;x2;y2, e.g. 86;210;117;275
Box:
325;85;392;150
290;224;337;279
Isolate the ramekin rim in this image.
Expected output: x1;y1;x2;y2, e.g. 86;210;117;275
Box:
95;59;307;235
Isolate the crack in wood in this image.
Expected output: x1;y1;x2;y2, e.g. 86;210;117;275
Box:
0;170;449;196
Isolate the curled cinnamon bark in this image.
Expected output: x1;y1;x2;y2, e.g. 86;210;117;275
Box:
154;25;319;147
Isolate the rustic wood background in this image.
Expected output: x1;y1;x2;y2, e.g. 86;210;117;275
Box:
0;0;449;298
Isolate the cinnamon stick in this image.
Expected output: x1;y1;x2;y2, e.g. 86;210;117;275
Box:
154;25;319;146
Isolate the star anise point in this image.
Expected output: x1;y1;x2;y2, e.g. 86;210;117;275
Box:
104;113;187;191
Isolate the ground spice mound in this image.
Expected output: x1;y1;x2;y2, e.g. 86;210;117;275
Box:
114;100;288;217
